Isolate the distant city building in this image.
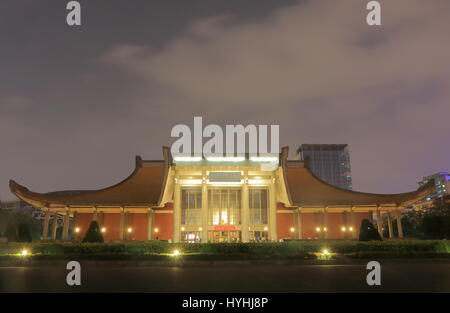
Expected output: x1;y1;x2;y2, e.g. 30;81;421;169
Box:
0;199;46;221
419;172;450;204
296;144;352;190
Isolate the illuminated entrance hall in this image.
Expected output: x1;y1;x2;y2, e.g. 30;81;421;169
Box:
9;147;433;242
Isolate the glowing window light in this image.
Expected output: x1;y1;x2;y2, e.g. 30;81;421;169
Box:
323;227;327;231
181;227;186;231
127;227;133;233
74;227;80;233
206;156;245;162
248;179;267;185
315;227;321;232
263;226;268;231
207;181;244;186
249;156;279;162
180;179;202;185
173;156;202;162
154;228;159;233
290;227;295;232
349;227;354;231
341;227;346;232
198;227;203;231
101;227;106;233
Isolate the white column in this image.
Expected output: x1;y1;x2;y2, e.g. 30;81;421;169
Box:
396;208;404;239
119;207;125;240
350;206;356;239
173;176;182;243
92;206;98;222
98;212;104;227
201;171;208;242
51;213;58;240
369;210;374;223
42;209;50;240
72;211;78;239
297;207;302;239
147;208;153;240
124;211;130;240
268;175;278;242
387;211;394;239
376;205;383;239
241;171;250;243
62;207;70;240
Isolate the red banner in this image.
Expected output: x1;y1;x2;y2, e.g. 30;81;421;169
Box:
213;225;237;231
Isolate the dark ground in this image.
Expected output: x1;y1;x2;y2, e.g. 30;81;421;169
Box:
0;259;449;292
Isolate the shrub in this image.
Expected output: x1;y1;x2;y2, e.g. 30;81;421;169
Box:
421;215;450;239
82;221;104;243
359;219;382;241
3;224;17;242
0;240;449;257
17;223;32;242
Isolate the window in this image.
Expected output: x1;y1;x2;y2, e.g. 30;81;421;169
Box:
208;189;241;225
249;189;268;225
181;189;202;225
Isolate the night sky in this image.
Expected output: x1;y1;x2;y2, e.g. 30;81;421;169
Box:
1;0;450;200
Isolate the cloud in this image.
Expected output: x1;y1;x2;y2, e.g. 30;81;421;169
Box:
102;0;450;193
3;0;450;200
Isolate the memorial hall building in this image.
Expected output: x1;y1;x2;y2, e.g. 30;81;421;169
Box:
9;147;432;243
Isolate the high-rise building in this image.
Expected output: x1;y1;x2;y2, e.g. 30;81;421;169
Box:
419;172;450;201
296;144;352;190
410;172;450;210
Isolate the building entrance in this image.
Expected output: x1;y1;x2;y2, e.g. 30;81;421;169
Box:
208;231;241;242
181;231;201;243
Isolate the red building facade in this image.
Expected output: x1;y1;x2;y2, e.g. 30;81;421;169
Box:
10;147;432;242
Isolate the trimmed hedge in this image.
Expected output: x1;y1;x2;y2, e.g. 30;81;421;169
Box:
0;240;449;256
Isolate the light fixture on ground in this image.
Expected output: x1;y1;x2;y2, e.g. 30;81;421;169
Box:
171;249;181;256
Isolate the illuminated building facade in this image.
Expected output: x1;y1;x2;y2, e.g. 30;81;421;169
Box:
410;172;450;209
10;147;432;242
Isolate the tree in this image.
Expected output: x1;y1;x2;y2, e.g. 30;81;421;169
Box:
359;219;382;241
3;223;17;242
419;199;450;239
82;221;104;243
17;223;32;242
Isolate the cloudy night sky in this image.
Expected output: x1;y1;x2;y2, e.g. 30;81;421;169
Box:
1;0;450;200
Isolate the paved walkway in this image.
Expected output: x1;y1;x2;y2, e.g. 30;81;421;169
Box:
0;259;449;292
